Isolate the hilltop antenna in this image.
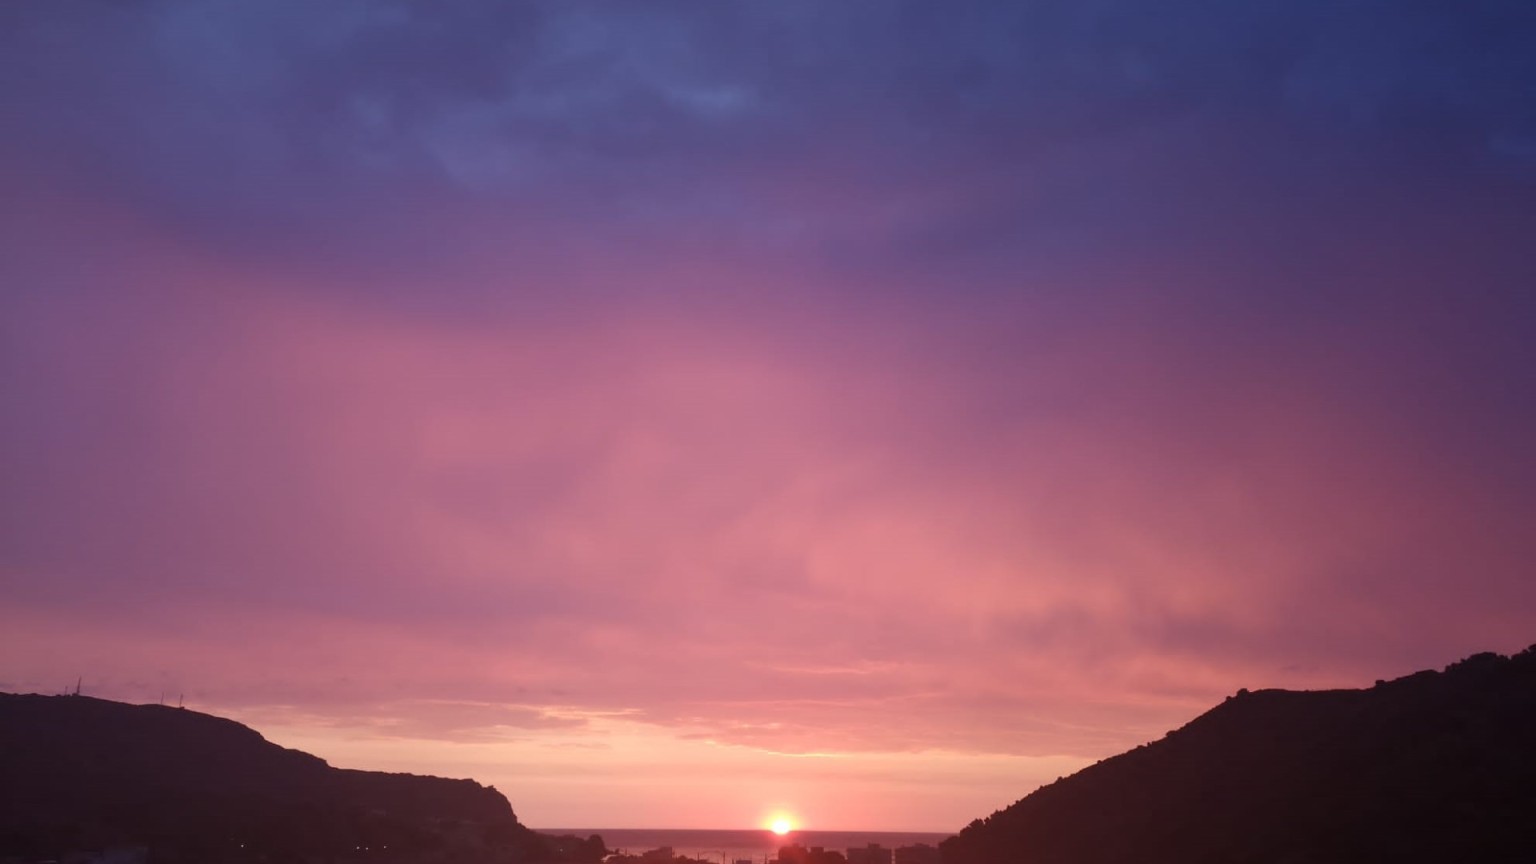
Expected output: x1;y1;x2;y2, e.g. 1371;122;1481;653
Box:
73;677;81;697
179;693;184;709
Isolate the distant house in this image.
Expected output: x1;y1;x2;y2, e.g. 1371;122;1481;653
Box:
846;845;891;864
893;844;939;864
779;845;845;864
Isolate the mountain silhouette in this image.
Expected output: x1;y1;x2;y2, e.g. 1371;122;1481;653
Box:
0;693;545;862
941;646;1536;864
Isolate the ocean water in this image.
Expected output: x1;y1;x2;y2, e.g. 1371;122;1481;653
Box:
536;829;953;863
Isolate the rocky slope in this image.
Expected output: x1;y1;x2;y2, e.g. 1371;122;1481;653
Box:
0;693;542;862
941;646;1536;864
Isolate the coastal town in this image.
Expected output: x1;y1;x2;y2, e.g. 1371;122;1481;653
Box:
610;841;942;864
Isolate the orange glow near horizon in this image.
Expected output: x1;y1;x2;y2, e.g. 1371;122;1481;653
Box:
769;816;796;835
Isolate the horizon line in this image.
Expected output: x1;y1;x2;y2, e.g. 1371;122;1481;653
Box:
530;827;957;835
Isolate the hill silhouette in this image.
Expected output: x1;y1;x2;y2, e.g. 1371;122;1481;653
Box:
0;693;554;863
941;646;1536;864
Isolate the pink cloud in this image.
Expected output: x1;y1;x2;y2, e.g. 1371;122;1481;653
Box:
5;139;1536;830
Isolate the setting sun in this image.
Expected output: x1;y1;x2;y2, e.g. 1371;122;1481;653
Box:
769;817;795;836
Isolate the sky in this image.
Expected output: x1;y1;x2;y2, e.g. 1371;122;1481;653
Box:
3;0;1536;833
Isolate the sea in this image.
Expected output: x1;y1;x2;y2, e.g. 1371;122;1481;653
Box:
536;829;953;863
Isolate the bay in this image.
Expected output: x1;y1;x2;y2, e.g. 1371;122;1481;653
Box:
535;828;953;863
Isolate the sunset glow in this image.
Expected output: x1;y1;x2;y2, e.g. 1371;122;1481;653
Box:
3;0;1535;835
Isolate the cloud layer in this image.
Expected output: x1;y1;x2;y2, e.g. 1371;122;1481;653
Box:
4;0;1535;830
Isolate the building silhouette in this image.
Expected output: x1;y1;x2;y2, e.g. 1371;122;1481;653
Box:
847;844;891;864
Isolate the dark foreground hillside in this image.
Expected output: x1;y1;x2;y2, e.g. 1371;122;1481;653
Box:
0;693;556;863
942;646;1536;864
